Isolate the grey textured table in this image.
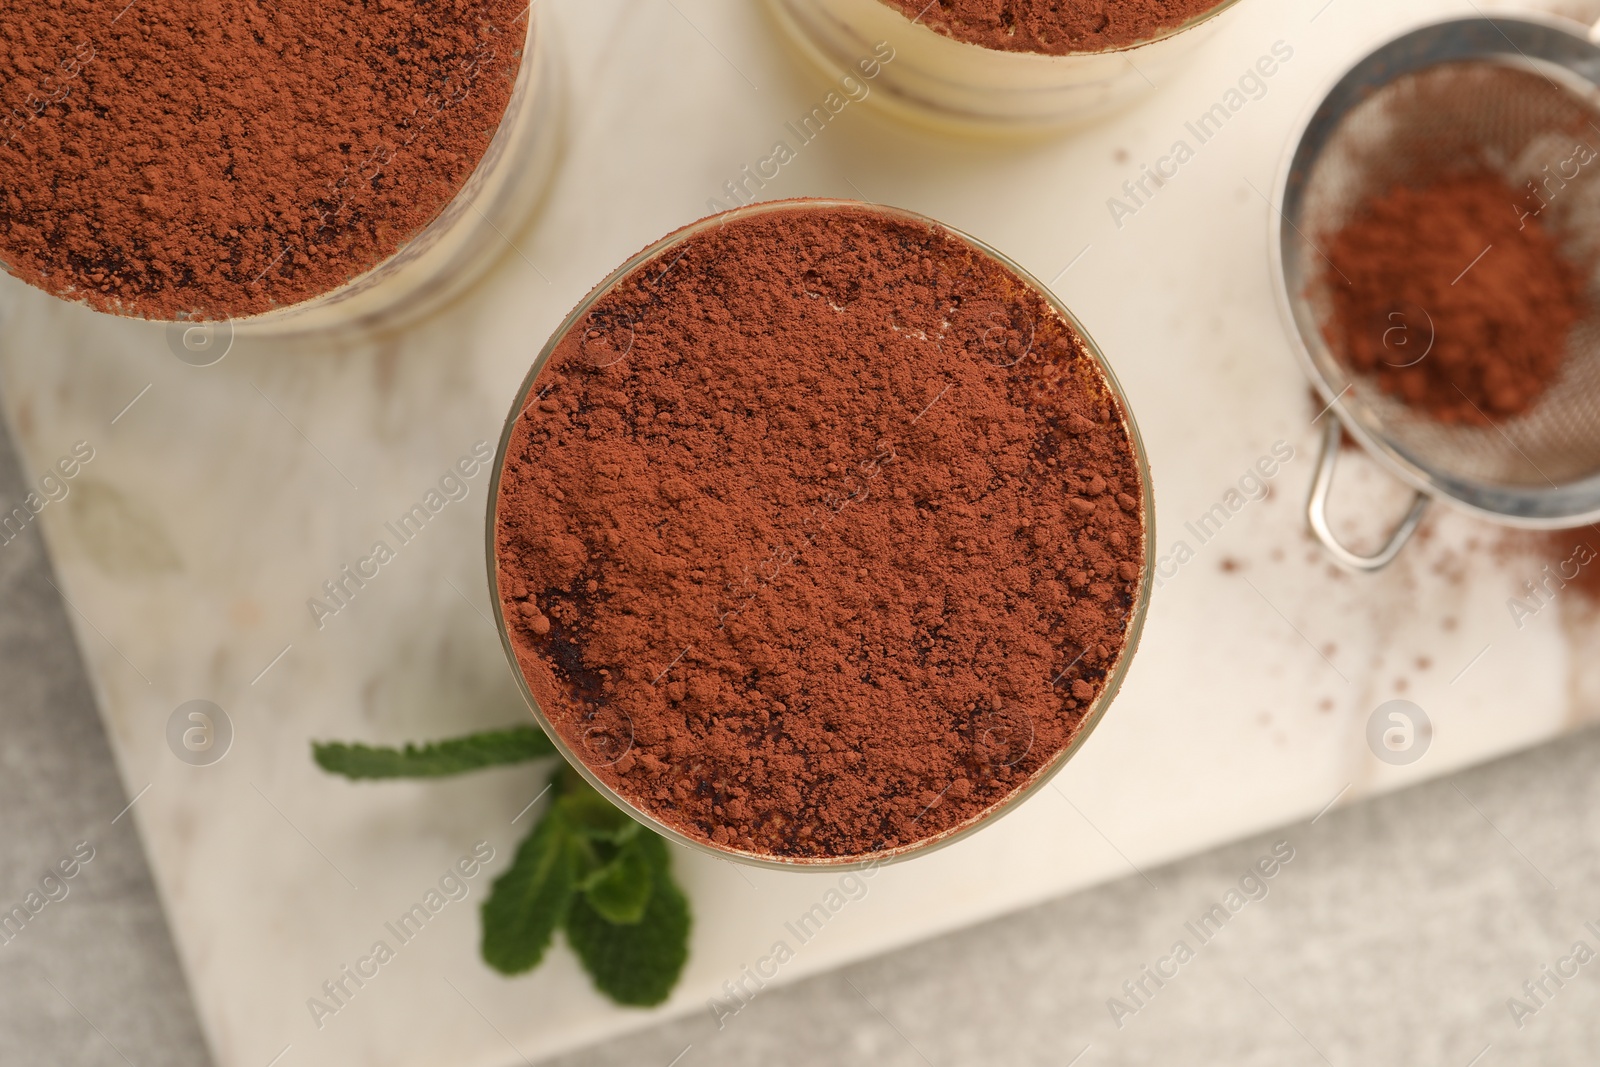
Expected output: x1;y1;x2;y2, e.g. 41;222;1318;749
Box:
2;393;1597;1066
0;399;211;1066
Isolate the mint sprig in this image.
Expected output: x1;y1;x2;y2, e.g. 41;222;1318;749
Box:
578;836;653;925
480;804;579;974
566;832;691;1007
312;726;690;1007
312;725;555;778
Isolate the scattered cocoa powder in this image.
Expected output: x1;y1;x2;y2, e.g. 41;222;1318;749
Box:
876;0;1231;55
1529;529;1600;604
1323;172;1585;425
494;202;1149;862
0;0;525;319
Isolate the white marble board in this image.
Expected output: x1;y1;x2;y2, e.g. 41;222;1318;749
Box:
3;0;1597;1063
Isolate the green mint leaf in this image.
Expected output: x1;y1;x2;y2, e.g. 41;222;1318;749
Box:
480;800;577;974
312;725;555;779
557;788;640;844
577;837;654;925
565;834;690;1006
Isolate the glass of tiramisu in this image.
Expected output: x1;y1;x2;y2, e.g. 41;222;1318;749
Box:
766;0;1248;134
488;199;1155;868
0;0;561;336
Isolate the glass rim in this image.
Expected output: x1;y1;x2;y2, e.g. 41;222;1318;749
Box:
485;197;1156;871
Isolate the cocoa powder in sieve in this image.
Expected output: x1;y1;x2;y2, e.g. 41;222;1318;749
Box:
494;203;1148;861
0;0;524;319
1324;172;1584;425
876;0;1230;55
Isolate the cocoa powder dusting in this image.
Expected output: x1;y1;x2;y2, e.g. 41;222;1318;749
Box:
1324;173;1584;425
876;0;1230;55
494;204;1148;862
0;0;524;319
1533;530;1600;603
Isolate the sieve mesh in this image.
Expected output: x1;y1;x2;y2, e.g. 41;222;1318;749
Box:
1281;20;1600;523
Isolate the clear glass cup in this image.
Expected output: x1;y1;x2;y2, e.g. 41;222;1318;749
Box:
486;199;1155;869
766;0;1249;135
22;7;561;342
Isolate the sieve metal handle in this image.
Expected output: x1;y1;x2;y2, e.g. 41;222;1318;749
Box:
1307;421;1430;572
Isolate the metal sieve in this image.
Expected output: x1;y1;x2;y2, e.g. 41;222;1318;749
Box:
1271;13;1600;570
